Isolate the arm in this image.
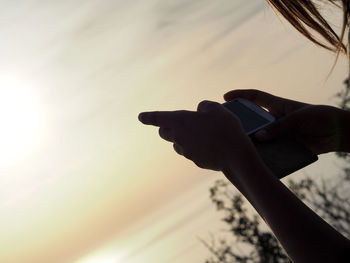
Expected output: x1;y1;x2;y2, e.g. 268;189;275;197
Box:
222;148;350;263
139;97;350;262
339;109;350;153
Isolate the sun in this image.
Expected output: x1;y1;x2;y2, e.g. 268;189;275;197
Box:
0;75;46;167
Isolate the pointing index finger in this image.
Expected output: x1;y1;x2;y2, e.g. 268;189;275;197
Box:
138;110;186;127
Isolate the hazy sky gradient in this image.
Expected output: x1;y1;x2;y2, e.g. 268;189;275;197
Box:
0;1;348;262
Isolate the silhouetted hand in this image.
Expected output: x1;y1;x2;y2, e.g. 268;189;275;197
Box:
224;89;344;155
138;100;257;171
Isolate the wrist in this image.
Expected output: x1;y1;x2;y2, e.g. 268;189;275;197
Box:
221;143;275;193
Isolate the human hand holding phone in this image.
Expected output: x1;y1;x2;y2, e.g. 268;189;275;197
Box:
222;94;319;178
224;89;345;155
138;101;261;173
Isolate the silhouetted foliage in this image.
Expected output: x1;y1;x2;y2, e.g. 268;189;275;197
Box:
335;77;350;160
336;78;350;111
201;180;291;263
202;81;350;262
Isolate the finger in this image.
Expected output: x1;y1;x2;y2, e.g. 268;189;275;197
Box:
223;89;279;109
192;160;203;169
159;127;175;142
173;143;184;155
138;110;189;127
197;100;221;112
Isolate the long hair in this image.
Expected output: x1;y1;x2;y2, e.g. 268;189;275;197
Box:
266;0;350;56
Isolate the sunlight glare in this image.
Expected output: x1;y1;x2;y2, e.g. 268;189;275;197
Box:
76;251;124;263
0;75;46;167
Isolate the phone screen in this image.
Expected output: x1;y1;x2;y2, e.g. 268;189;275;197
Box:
223;100;270;134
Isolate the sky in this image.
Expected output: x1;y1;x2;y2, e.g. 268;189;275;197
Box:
0;0;349;262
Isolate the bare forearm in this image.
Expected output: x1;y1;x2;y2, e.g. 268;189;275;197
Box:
222;153;350;263
339;108;350;153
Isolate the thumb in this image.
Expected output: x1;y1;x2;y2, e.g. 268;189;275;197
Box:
254;114;297;141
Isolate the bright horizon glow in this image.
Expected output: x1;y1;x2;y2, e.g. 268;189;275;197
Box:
0;75;46;168
75;251;124;263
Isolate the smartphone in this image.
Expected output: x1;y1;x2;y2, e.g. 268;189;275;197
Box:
223;99;275;135
223;98;318;179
